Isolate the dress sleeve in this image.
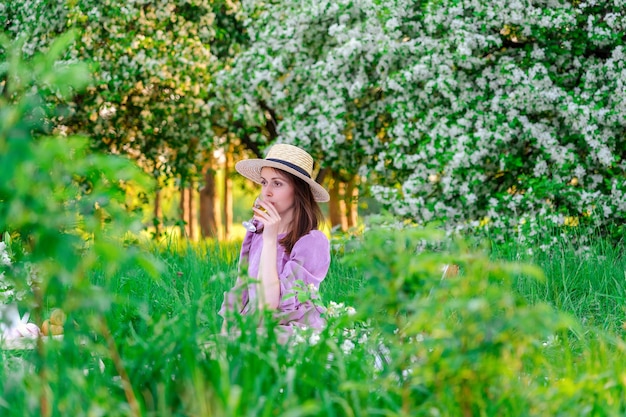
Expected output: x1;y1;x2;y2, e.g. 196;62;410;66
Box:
277;230;330;313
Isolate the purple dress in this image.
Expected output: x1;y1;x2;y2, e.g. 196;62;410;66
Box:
219;221;330;330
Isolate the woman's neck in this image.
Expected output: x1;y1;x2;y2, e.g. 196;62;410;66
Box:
278;210;294;235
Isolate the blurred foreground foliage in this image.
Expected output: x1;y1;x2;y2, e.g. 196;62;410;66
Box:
4;219;626;415
1;30;163;416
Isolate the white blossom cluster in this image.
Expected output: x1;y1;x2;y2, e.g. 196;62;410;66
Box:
0;243;38;305
215;0;626;236
0;242;14;304
1;0;70;56
291;301;368;363
4;0;219;179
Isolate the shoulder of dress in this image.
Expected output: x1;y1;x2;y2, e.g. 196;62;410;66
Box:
292;230;330;251
306;229;329;241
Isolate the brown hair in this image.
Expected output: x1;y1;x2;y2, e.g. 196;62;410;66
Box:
273;168;324;253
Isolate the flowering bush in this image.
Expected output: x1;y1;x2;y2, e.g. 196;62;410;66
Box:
0;236;40;308
0;240;15;305
215;0;626;237
339;224;578;414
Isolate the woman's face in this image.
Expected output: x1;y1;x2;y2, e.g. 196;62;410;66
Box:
259;167;295;215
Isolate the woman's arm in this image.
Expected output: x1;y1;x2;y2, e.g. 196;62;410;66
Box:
252;198;282;310
257;237;281;309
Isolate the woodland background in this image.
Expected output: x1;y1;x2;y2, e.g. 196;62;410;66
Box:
2;0;625;241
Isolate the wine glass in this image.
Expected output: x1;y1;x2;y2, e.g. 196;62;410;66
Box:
242;196;263;232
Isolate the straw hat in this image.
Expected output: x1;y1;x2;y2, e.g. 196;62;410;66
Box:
235;144;330;202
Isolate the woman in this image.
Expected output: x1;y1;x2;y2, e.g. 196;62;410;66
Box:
219;144;331;335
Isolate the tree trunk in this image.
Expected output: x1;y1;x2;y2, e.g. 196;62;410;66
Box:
328;173;345;232
154;187;162;238
338;180;348;231
199;160;220;239
187;180;195;240
345;175;359;229
223;147;233;240
179;183;189;238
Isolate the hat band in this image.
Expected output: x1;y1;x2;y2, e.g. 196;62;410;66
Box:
266;158;311;178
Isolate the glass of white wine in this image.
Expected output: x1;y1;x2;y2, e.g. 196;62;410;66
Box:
242;196;264;232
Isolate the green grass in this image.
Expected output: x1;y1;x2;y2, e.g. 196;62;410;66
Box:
2;227;626;416
491;232;626;333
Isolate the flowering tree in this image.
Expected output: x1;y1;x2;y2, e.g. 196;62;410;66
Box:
216;0;626;236
3;1;212;177
2;0;246;238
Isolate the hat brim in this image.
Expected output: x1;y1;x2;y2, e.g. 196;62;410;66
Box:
235;159;330;202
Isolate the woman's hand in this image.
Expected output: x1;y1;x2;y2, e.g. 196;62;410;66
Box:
253;198;281;238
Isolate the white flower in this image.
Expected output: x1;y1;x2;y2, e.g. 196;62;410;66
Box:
542;334;559;347
0;242;11;267
343;328;357;340
292;333;305;345
98;103;117;119
326;301;345;318
341;339;355;355
309;333;320;345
